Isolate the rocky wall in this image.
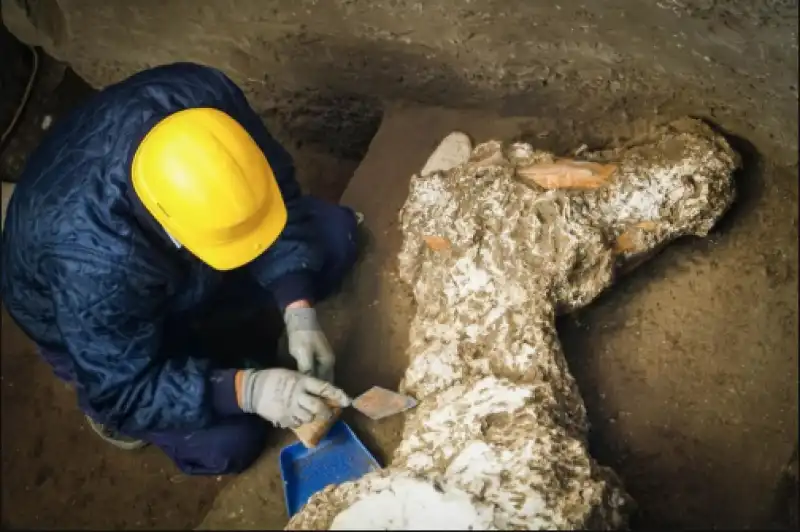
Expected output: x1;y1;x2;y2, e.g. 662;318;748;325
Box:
2;0;797;164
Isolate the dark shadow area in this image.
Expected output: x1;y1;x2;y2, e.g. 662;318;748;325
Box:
0;19;35;158
264;35;681;165
692;117;766;238
768;443;799;530
264;90;384;162
1;54;95;182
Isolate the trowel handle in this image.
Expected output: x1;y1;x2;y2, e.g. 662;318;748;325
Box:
290;405;343;448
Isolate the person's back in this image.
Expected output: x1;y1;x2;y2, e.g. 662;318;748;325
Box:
3;65;173;352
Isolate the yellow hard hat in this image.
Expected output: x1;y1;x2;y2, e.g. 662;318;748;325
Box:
131;108;287;270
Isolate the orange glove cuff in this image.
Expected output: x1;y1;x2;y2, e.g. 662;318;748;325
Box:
234;370;246;408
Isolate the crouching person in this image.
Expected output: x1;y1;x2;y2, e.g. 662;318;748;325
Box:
0;62;360;475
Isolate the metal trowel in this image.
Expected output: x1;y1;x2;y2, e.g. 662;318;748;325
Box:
351;386;418;421
291;386;417;448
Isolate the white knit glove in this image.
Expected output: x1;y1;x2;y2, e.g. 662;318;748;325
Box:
238;368;351;428
284;307;335;382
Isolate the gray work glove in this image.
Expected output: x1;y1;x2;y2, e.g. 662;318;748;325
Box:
239;368;351;428
284;307;336;382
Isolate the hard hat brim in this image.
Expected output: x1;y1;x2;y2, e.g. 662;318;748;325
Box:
181;174;288;271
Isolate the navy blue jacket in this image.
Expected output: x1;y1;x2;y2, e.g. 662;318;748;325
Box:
0;63;323;434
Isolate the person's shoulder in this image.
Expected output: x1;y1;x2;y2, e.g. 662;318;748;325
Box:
15;92;142;200
10;156;132;243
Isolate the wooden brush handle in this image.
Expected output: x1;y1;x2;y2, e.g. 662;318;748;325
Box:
290;405;343;448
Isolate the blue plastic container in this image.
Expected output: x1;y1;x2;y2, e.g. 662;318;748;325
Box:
279;420;380;517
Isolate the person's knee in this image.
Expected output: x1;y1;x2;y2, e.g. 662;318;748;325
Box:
154;416;270;476
313;198;359;267
327;206;359;270
306;198;359;298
